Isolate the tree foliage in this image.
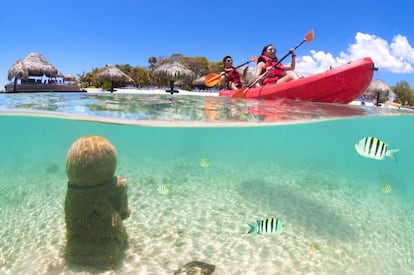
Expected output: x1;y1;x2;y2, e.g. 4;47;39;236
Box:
80;53;224;89
392;80;414;105
148;56;157;70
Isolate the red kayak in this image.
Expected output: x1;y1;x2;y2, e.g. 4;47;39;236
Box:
219;57;376;104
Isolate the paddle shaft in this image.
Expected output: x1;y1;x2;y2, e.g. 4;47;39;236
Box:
235;59;254;69
220;59;255;77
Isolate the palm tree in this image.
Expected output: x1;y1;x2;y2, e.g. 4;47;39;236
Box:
148;56;157;70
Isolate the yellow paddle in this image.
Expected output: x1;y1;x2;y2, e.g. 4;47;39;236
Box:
204;56;258;87
232;29;314;98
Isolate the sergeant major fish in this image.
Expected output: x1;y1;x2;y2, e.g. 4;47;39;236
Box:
247;217;285;235
382;184;392;194
157;184;169;195
354;137;399;161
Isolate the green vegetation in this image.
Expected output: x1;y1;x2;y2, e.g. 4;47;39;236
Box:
77;53;223;89
391;81;414;106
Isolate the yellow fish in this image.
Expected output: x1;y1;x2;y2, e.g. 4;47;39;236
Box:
157;184;169;195
381;184;392;194
200;158;210;168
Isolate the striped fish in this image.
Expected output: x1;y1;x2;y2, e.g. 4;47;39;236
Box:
157;184;169;195
382;184;392;194
247;217;284;235
354;137;399;161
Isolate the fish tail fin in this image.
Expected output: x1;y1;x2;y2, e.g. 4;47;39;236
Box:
247;223;256;234
387;149;400;162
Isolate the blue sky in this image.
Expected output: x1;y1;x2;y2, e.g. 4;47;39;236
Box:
1;0;413;89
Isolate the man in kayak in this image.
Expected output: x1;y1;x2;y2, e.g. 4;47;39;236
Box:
220;55;248;90
255;44;302;87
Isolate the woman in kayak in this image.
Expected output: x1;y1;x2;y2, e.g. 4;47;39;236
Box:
255;44;302;87
220;55;248;90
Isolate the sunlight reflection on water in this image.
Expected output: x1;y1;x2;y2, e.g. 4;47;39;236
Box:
2;92;410;126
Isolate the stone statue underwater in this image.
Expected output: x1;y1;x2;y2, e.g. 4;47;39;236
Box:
64;135;131;269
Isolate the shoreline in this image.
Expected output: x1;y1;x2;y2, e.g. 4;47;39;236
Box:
86;88;406;110
2;87;407;110
85;87;219;97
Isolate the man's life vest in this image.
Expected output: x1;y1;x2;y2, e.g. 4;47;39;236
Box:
259;55;286;85
222;67;243;89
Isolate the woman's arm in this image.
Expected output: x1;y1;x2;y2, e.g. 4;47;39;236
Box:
255;62;265;78
283;49;296;71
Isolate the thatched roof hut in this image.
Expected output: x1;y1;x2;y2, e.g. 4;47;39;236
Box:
98;65;134;83
7;59;30;92
64;73;77;82
366;79;391;94
98;65;134;92
153;61;194;79
23;52;58;77
364;79;395;103
8;59;29;81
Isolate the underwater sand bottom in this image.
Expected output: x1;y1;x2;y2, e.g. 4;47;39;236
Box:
0;159;413;274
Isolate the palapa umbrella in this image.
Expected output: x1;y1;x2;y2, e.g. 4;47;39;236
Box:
153;61;194;79
365;79;393;105
98;65;134;92
23;52;58;77
8;59;29;81
64;73;77;82
8;59;29;92
153;61;194;94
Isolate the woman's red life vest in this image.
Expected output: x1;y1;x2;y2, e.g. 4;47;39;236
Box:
259;55;286;85
222;67;242;89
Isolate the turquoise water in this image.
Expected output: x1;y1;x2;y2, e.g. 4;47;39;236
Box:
0;93;413;274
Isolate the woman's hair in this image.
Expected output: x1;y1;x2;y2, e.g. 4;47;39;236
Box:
222;55;232;63
261;44;273;55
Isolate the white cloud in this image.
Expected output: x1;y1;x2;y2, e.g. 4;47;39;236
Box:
296;51;347;75
296;32;414;76
390;34;414;63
